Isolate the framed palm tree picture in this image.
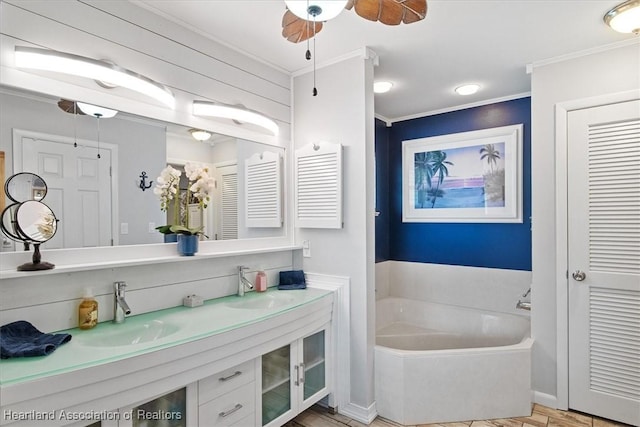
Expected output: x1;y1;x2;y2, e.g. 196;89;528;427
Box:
402;124;523;223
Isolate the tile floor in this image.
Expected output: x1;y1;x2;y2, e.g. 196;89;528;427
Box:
286;404;630;427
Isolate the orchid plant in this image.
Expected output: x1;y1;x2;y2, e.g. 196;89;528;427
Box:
154;163;216;236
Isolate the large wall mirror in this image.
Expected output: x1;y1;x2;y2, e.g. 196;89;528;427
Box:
0;86;285;252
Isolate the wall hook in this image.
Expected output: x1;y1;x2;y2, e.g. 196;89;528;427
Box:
313;143;320;151
139;171;153;191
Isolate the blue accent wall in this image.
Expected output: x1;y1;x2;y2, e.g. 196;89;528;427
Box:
376;97;532;271
375;119;391;262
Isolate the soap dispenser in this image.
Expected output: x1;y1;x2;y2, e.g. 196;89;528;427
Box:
78;288;98;330
255;271;267;292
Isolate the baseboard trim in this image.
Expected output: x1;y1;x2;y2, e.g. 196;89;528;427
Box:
339;401;377;425
533;391;558;409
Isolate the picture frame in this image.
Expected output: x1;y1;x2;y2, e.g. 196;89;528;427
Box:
402;124;523;223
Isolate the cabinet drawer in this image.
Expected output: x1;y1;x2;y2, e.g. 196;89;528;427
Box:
198;382;255;426
199;359;255;404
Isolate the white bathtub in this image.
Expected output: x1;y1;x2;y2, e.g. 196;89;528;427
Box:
375;297;533;425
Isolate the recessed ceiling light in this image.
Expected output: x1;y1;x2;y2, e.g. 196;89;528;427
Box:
374;81;394;94
455;84;480;96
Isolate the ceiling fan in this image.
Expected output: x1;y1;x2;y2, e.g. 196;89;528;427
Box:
282;0;428;43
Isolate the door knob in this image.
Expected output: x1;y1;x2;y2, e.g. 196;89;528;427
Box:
572;270;586;281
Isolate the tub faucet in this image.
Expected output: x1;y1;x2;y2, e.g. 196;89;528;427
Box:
238;266;253;297
516;287;531;311
113;281;132;323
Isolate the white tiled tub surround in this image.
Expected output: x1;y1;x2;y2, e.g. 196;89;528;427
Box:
375;261;532;315
374;261;533;424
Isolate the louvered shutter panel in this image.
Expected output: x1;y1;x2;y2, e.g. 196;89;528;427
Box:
586;118;640;400
245;151;282;228
588;119;640;274
221;171;238;240
295;141;342;228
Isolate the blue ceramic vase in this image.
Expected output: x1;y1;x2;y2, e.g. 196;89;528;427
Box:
177;234;198;256
164;233;178;243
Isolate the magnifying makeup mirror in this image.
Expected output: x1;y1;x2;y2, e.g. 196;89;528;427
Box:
2;172;57;271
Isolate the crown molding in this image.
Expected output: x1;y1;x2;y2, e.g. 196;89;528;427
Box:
386;92;531;124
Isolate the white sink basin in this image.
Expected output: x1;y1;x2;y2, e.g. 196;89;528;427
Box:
224;293;297;310
81;320;180;347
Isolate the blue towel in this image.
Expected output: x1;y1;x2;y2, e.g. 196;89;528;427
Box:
278;270;306;290
0;321;72;359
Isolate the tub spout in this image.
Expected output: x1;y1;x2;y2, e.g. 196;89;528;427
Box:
516;300;531;311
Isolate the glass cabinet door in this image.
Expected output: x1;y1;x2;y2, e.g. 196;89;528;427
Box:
132;387;186;427
261;345;291;426
302;330;326;401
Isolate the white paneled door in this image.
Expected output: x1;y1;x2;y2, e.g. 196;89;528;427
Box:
567;100;640;426
17;132;114;248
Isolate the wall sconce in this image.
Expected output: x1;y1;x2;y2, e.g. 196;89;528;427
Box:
604;0;640;34
192;101;279;136
14;46;176;108
189;128;212;142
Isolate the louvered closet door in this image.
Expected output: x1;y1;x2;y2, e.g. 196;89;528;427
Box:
567;99;640;426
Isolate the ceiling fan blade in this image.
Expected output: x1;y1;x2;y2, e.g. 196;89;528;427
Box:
352;0;427;25
57;99;86;115
282;9;323;43
400;0;427;24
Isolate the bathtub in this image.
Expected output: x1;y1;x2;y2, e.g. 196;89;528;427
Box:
375;297;533;425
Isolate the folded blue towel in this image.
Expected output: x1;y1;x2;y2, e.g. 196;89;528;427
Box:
278;270;306;290
0;321;72;359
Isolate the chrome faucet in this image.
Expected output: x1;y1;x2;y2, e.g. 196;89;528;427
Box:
238;266;253;297
113;281;132;323
516;287;531;311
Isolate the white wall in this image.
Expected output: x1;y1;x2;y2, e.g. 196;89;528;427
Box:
531;42;640;403
293;50;377;421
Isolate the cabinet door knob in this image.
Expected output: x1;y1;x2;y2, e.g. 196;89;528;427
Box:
219;403;243;418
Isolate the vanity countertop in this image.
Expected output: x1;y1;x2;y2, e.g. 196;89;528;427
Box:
0;288;332;387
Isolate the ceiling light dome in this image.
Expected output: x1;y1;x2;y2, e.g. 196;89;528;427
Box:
284;0;348;21
189;129;212;142
76;102;118;118
455;84;480;96
604;0;640;34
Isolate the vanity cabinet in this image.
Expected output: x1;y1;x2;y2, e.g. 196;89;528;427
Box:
115;385;196;427
198;360;256;426
260;328;329;427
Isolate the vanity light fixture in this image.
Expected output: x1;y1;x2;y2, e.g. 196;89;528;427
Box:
374;81;394;94
455;84;480;96
14;46;176;108
192;101;280;136
189;128;212;142
76;102;118;119
604;0;640;34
